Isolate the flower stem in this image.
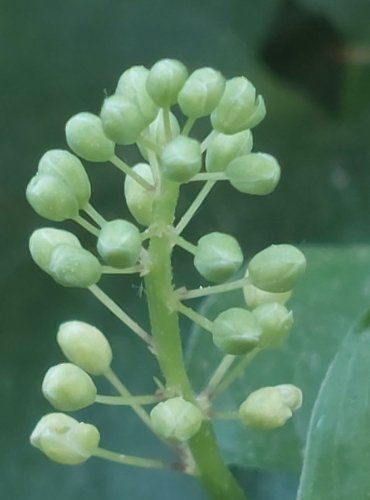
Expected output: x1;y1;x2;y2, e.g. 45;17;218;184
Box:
88;284;153;347
177;277;249;300
95;394;162;406
84;202;106;227
104;368;152;429
111;155;154;190
175;180;216;235
143;177;247;500
73;215;100;236
94;447;169;469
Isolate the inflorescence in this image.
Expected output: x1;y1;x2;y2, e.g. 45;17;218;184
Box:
27;59;305;472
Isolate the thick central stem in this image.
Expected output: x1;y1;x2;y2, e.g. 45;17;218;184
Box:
144;178;247;500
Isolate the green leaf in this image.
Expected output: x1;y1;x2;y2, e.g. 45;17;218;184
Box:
297;310;370;500
185;246;370;471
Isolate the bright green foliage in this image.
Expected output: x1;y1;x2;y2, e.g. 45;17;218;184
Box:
30;413;100;465
57;321;112;376
42;363;97;411
97;219;142;268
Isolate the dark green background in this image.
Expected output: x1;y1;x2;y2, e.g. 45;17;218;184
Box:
2;0;370;499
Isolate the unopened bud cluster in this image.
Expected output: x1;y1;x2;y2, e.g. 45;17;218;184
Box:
27;59;305;467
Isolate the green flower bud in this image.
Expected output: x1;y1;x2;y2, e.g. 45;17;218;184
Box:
194;232;243;283
115;65;158;123
160;135;202;183
97;219;141;268
239;385;302;430
146;59;188;107
124;163;155;226
211;76;266;134
243;276;291;310
212;307;261;355
275;384;303;412
38;149;91;209
150;397;202;442
42;363;97;411
226;153;280;195
57;320;112;375
29;228;81;272
252;302;293;348
248;244;306;293
137;110;180;160
205;130;253;173
26;173;79;221
178;67;225;118
100;95;148;145
66;112;115;162
30;413;100;464
49;244;102;288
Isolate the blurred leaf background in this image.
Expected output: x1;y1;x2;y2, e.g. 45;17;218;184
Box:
1;0;370;499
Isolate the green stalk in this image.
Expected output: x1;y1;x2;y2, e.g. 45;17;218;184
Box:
144;178;247;500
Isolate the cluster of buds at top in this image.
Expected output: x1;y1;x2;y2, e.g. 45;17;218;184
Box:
27;59;305;466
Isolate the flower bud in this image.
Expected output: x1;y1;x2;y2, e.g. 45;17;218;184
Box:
42;363;97;411
150;397;202;442
242;275;291;310
26;173;79;221
66;112;115;162
212;307;261;355
248;244;306;293
97;219;141;268
239;385;302;430
178;67;225;118
160;136;202;183
194;232;243;283
49;244;102;288
124;163;155;226
205;130;253;173
38;149;91;209
115;65;158;123
29;228;81;272
57;320;112;375
275;384;303;411
100;95;149;145
137;109;180;160
226;153;280;195
252;302;293;348
30;413;100;464
211;76;266;134
146;59;188;107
